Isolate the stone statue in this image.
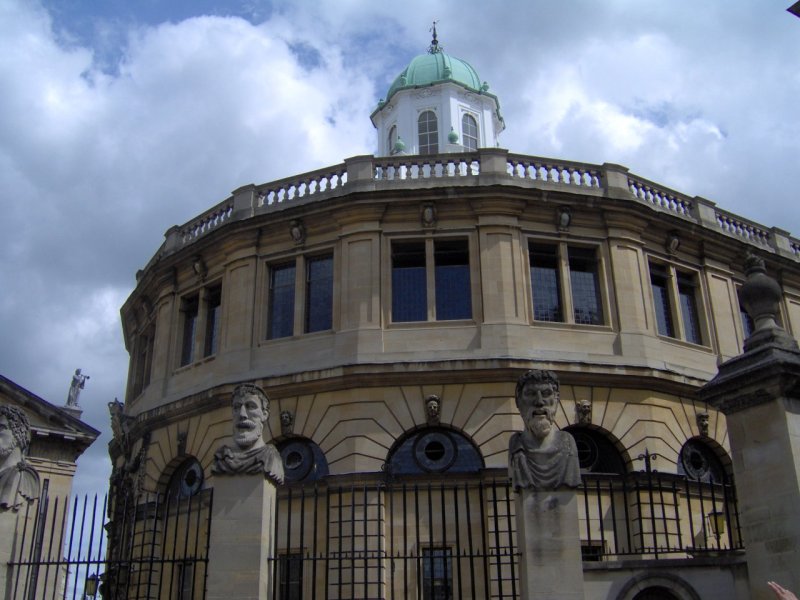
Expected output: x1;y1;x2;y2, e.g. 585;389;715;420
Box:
509;370;581;491
67;368;89;407
696;412;709;437
212;384;284;483
425;394;441;425
576;399;592;425
0;405;40;511
280;410;294;437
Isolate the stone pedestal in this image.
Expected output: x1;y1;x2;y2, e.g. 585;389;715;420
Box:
515;489;585;600
700;339;800;600
207;475;277;600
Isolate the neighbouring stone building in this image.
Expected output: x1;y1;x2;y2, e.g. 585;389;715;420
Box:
109;33;800;600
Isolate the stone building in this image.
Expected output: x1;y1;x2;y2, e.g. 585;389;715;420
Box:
110;36;800;600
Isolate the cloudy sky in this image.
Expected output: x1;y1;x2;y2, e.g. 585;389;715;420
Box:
1;0;798;498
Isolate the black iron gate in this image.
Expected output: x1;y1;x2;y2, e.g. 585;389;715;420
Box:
6;487;212;600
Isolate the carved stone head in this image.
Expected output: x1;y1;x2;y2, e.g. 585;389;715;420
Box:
696;412;709;437
280;410;295;436
231;384;269;451
576;399;592;426
425;395;441;425
515;370;560;441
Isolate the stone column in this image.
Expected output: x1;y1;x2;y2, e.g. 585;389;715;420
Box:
206;475;278;600
699;255;800;600
516;490;584;600
510;370;585;600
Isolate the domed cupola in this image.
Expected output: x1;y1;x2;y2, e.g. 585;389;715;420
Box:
371;24;505;157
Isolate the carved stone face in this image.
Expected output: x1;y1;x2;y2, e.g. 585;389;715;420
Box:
426;398;440;417
519;382;557;440
0;415;16;460
232;392;267;450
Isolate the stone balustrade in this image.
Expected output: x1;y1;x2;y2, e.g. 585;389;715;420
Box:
507;154;601;188
157;148;799;264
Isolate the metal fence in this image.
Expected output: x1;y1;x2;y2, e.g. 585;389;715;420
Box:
270;470;743;599
6;486;212;600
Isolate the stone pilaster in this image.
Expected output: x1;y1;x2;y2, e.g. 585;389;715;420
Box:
699;256;800;600
516;490;585;600
206;474;278;600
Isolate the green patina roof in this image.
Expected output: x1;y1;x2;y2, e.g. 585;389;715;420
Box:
385;50;485;101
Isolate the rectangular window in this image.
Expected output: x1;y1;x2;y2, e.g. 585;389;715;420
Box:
268;263;296;339
530;243;563;322
175;562;195;600
132;326;155;397
434;240;471;320
677;272;702;344
305;255;333;332
422;547;453;600
569;247;602;325
650;264;675;337
278;553;303;600
180;296;199;366
738;291;755;339
204;286;222;357
392;241;427;322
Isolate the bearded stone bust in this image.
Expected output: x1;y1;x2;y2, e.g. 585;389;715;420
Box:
212;384;284;483
0;405;40;511
509;370;580;491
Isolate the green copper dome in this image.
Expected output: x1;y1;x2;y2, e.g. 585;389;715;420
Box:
384;50;486;103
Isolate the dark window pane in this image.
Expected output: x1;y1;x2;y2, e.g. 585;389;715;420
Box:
740;304;754;339
677;272;702;344
204;286;222;356
393;242;427;322
435;240;471;320
462;114;478;151
306;255;333;332
422;547;453;600
530;244;563;322
278;553;303;600
418;111;438;154
569;247;602;325
268;263;296;339
650;264;674;337
180;296;199;366
388;125;397;154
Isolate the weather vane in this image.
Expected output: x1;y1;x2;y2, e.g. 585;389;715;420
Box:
428;20;443;54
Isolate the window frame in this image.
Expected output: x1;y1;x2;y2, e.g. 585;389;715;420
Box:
421;546;454;600
461;112;478;151
418;110;439;155
177;281;224;369
527;240;608;327
388;124;398;155
647;260;708;346
389;236;475;324
265;251;336;340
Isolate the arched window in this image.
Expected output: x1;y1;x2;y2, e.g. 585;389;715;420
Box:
461;114;478;151
418;111;438;155
633;588;681;600
677;438;726;484
166;457;204;499
277;437;329;484
387;427;483;476
564;426;626;475
388;125;397;155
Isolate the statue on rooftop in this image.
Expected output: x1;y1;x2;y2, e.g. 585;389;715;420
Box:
0;405;40;511
212;384;284;483
67;368;89;408
509;370;581;491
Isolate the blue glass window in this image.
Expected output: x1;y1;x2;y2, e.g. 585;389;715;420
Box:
422;547;453;600
387;428;483;475
305;255;333;333
677;272;702;344
569;247;602;325
530;244;563;322
203;286;222;357
435;240;471;320
418;111;438;155
180;295;199;366
392;242;427;322
650;264;674;337
268;263;296;339
739;296;754;340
